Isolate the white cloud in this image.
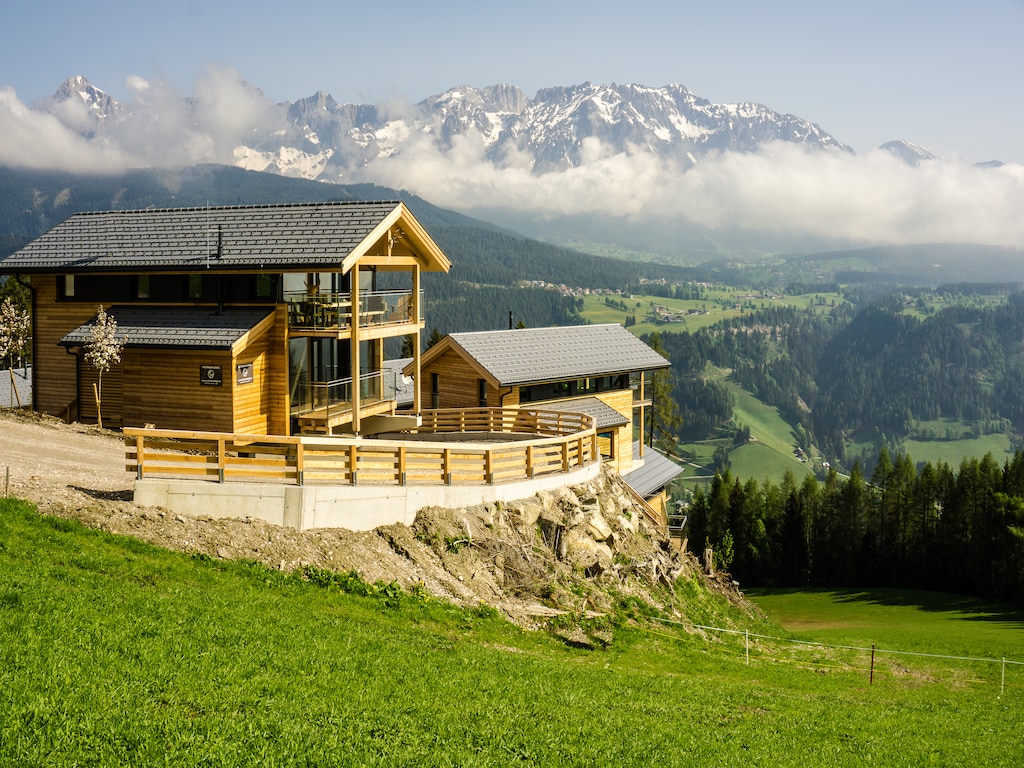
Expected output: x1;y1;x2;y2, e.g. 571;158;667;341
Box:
4;71;1024;249
0;87;133;172
361;135;1024;248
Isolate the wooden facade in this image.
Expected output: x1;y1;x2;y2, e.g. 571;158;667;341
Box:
414;328;663;476
2;202;450;437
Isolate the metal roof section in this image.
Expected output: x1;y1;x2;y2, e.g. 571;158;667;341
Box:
621;441;685;498
538;397;629;430
59;306;275;350
0;367;31;409
0;200;450;274
445;324;670;386
383;357;415;407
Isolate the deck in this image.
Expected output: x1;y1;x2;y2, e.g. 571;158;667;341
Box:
126;407;599;487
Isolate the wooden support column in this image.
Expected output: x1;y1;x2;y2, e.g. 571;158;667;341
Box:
638;372;646;458
350;268;361;434
412;263;421;413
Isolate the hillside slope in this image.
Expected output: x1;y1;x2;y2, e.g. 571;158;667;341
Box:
0;410;746;635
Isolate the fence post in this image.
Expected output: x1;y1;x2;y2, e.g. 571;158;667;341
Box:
870;645;876;684
745;630;750;666
136;434;145;480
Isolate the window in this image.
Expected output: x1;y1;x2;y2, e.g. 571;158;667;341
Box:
256;274;273;298
478;379;488;408
63;274;75;298
431;372;440;409
188;274;204;300
136;275;150;299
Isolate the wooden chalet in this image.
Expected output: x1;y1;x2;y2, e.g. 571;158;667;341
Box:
409;324;684;510
0;201;450;436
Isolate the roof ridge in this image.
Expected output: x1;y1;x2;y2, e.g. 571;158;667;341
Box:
452;322;621;338
68;199;403;217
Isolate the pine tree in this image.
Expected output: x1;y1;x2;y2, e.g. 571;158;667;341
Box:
645;331;682;455
425;327;443;350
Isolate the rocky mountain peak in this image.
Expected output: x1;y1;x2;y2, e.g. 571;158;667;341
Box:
880;139;936;166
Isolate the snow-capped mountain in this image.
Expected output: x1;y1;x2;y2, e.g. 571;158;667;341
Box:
39;76;855;181
35;75;128;138
880;139;936;166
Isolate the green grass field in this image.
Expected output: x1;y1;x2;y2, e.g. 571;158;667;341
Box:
579;290;845;338
747;588;1024;693
3;497;1022;765
676;371;814;491
902;433;1015;467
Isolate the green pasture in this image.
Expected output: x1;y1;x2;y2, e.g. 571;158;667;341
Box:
579;290;846;338
748;587;1024;669
848;428;1014;470
2;498;1022;766
902;433;1014;468
677;371;814;491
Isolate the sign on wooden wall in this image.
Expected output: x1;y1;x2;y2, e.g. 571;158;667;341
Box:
236;363;254;385
200;365;222;386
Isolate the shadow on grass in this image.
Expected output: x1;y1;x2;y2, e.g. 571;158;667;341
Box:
751;586;1024;629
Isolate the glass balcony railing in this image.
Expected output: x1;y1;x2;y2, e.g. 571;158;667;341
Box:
286;290;420;331
290;369;400;421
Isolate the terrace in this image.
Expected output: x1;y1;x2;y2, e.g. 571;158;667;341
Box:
122;406;664;532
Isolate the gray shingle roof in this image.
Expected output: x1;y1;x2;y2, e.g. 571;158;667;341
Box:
0;200;409;273
59;306;275;350
0;367;31;409
538;397;628;430
447;324;669;386
622;442;685;498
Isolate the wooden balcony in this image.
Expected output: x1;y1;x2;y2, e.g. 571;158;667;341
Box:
286;289;419;336
292;370;398;434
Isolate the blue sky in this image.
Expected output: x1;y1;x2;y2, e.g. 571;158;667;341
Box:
4;0;1024;163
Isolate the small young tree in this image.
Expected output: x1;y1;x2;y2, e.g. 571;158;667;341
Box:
83;305;126;429
0;297;31;406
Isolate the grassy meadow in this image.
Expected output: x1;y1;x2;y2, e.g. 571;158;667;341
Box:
747;588;1024;699
2;497;1022;766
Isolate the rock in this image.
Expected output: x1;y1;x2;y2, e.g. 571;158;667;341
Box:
586;510;613;541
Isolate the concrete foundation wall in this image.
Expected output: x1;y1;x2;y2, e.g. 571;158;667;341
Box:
133;461;601;531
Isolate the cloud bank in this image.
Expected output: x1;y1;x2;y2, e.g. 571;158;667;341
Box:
3;66;1023;249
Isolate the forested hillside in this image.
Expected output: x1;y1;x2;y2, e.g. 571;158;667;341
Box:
687;449;1024;604
650;289;1024;472
0;165;695;337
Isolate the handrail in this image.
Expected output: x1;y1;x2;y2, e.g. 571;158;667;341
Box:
125;407;599;488
620;476;668;535
286;289;421;331
293;370;396;422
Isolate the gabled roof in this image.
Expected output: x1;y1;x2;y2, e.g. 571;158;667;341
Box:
622;442;685;498
59;306;275;352
419;324;669;386
0;200;451;275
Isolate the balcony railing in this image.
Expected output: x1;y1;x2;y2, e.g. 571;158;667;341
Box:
286;289;420;331
291;369;399;423
125;407;600;487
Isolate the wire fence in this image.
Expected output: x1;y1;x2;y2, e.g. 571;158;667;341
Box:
652;617;1024;696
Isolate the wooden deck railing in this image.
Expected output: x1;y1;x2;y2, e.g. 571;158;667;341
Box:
125;408;598;487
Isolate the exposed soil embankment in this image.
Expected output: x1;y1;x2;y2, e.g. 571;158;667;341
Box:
0;409;746;633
